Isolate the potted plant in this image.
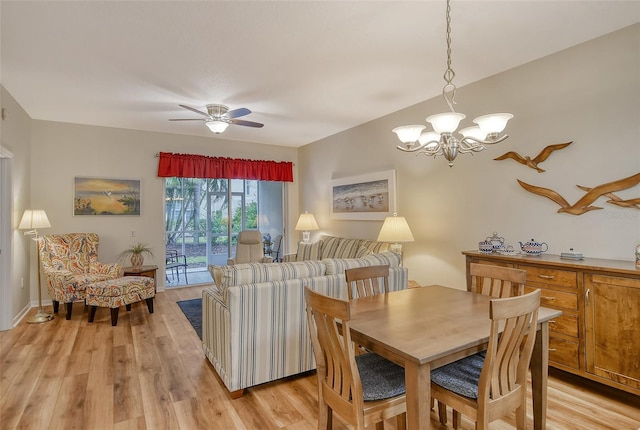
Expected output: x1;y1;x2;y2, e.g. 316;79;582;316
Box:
118;242;154;269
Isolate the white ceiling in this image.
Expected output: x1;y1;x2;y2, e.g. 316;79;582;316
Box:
2;1;639;148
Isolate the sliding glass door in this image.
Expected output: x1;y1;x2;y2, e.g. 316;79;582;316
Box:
165;178;284;286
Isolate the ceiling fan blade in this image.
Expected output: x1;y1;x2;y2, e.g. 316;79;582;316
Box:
179;104;209;117
168;118;206;121
226;107;251;119
230;119;264;128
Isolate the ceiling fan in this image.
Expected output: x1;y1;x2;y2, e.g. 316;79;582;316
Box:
169;104;264;134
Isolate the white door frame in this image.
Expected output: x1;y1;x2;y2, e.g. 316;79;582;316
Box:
0;146;14;330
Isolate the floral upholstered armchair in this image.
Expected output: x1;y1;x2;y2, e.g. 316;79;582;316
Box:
38;233;123;319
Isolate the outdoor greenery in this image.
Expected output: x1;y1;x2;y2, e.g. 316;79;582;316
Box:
165;178;258;248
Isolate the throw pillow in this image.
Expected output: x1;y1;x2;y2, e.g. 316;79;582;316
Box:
355;245;372;258
296;241;323;261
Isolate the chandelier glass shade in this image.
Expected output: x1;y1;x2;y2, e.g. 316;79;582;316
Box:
393;0;512;167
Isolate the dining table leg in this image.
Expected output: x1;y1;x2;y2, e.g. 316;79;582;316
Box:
530;321;550;430
404;361;431;429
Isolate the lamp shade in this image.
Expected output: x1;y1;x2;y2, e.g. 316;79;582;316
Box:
377;213;414;243
206;120;230;134
473;113;513;135
392;125;426;144
426;112;466;134
19;209;51;230
295;211;319;231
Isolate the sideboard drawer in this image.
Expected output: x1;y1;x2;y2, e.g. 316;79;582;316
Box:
549;336;580;370
520;265;577;289
548;313;579;338
525;286;578;311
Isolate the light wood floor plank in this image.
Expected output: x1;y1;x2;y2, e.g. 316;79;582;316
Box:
2;285;639;430
113;344;144;423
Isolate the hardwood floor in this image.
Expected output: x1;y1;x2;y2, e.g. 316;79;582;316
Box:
2;285;639;429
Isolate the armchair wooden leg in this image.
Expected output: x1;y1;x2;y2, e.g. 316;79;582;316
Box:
126;304;132;311
65;302;73;320
53;300;60;314
88;306;97;322
110;308;119;326
145;298;154;314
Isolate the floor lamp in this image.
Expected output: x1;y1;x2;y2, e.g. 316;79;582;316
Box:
19;209;54;323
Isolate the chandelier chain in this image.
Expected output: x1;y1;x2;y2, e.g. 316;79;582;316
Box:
442;0;457;112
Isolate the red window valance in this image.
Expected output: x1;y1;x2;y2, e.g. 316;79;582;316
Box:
157;152;293;182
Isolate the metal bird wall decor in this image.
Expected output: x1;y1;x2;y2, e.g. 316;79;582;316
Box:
494;141;572;172
517;172;640;215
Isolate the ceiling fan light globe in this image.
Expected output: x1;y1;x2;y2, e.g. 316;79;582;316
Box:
206;120;230;134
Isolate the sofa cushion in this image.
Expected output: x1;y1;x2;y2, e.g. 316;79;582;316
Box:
208;260;327;292
360;240;391;254
323;251;401;275
355;245;372;258
321;237;362;259
296;241;323;261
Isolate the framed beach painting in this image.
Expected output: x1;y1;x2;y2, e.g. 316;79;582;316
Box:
74;177;141;216
330;170;396;220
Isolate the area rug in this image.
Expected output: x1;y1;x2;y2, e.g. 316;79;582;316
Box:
176;298;202;339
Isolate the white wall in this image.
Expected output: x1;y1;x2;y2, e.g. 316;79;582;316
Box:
27;121;298;299
297;24;640;289
1;87;33;323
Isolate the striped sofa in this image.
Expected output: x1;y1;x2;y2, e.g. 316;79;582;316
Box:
203;251;408;397
282;234;392;262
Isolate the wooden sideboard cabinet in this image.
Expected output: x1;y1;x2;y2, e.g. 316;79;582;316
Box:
463;250;640;396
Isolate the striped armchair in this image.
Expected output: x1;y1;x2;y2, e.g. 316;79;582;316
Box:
38;233;123;319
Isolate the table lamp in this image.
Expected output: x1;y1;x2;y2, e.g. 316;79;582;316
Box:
19;209;54;323
377;213;414;263
295;211;319;244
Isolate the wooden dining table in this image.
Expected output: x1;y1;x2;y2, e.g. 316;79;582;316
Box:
348;284;562;430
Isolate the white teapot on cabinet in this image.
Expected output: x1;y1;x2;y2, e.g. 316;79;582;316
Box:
519;238;548;256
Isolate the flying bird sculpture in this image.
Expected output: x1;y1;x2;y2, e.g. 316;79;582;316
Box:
517;172;640;215
576;185;640;210
494;141;572;172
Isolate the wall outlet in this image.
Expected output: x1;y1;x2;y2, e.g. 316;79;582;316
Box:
130;230;136;237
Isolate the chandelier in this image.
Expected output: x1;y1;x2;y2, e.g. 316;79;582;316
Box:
392;0;513;167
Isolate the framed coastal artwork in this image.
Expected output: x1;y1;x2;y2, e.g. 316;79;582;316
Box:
330;170;396;220
74;177;141;216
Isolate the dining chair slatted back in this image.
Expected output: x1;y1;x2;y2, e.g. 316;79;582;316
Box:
345;265;390;300
304;286;407;430
470;263;526;298
431;289;541;430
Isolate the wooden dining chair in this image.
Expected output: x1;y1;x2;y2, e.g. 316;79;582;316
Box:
345;264;390;299
437;263;528;424
431;289;541;430
304;286;407;430
470;263;526;298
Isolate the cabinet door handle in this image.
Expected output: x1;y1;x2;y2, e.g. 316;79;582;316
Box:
549;348;557;352
541;296;556;301
549;320;556;324
585;288;590;306
538;274;555;279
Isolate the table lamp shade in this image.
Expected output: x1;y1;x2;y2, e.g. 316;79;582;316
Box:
295;212;319;231
377;214;414;243
19;209;51;230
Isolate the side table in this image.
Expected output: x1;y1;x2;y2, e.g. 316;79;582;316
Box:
123;265;158;291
